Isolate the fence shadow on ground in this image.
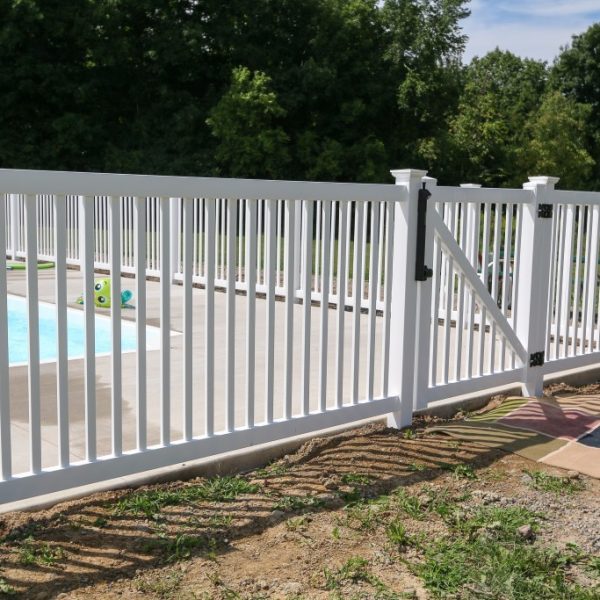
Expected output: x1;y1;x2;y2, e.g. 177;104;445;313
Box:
0;419;558;597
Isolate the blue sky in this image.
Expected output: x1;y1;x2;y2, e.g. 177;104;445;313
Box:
462;1;600;63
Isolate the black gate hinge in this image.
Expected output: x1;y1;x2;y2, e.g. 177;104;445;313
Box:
537;204;553;218
529;351;545;367
415;183;433;281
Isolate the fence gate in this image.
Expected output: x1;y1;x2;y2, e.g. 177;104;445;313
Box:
405;174;562;410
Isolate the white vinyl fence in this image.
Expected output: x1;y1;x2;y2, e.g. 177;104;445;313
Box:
0;168;599;506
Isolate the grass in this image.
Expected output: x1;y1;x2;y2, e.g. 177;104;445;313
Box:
254;462;288;478
17;537;64;566
407;462;426;472
413;505;597;599
417;537;596;599
135;571;183;598
0;577;15;595
450;463;477;480
340;473;373;486
143;533;217;562
114;476;260;518
386;519;420;549
394;488;460;522
526;470;586;494
273;494;324;512
324;557;411;599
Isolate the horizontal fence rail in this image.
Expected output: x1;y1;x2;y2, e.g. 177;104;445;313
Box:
1;167;600;506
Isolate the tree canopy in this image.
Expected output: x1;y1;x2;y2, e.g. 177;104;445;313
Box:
0;0;598;189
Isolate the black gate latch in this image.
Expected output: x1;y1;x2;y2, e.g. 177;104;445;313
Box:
415;182;433;281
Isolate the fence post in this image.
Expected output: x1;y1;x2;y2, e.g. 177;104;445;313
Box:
387;168;427;428
413;175;437;410
515;176;558;396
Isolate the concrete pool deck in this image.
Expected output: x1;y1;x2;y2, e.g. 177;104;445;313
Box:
5;268;389;477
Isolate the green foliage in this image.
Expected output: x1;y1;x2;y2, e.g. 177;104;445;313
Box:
324;557;408;598
386;519;420;549
207;67;290;178
414;505;596;599
272;494;324;512
417;536;595;599
551;23;600;189
143;533;215;562
2;2;599;189
114;476;260;518
526;470;586;495
0;577;15;596
442;50;548;187
17;537;64;566
523;91;594;189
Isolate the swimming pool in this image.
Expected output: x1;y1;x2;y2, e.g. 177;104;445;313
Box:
7;295;161;365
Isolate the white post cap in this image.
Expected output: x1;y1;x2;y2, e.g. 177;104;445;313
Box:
526;176;560;189
390;169;428;186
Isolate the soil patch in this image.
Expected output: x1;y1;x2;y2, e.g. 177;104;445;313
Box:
0;395;598;599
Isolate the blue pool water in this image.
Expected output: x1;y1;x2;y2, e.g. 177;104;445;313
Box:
7;295;160;365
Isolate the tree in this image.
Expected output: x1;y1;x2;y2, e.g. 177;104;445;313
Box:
522;92;594;189
206;67;290;178
551;24;600;189
381;0;470;170
441;50;548;186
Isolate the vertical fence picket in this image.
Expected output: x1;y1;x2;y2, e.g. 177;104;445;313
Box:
0;195;11;479
80;195;96;462
366;201;379;400
336;202;348;407
319;200;332;412
265;199;277;423
25;195;42;473
183;197;194;441
301;200;314;415
585;206;600;352
246;200;257;428
54;195;69;467
380;201;393;397
351;201;364;403
283;200;296;419
109;196;122;457
205;199;216;436
226;197;237;430
134;197;147;451
160;197;171;446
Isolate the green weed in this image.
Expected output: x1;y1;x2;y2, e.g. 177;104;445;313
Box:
340;473;372;486
115;476;260;518
17;538;64;566
135;571;183;598
526;470;585;494
254;462;288;478
144;533;216;562
407;462;426;472
324;557;408;599
0;577;15;595
386;519;420;549
451;464;477;480
273;495;324;512
452;505;539;540
417;537;595;599
413;505;595;598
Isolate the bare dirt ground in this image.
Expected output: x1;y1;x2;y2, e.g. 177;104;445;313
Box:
0;386;599;599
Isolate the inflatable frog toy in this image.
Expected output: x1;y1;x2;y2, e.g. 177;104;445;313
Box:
76;278;134;308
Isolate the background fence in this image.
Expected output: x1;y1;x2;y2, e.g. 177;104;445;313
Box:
1;168;599;506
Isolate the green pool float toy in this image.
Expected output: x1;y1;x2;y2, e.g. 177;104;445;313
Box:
76;278;134;308
7;261;54;270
